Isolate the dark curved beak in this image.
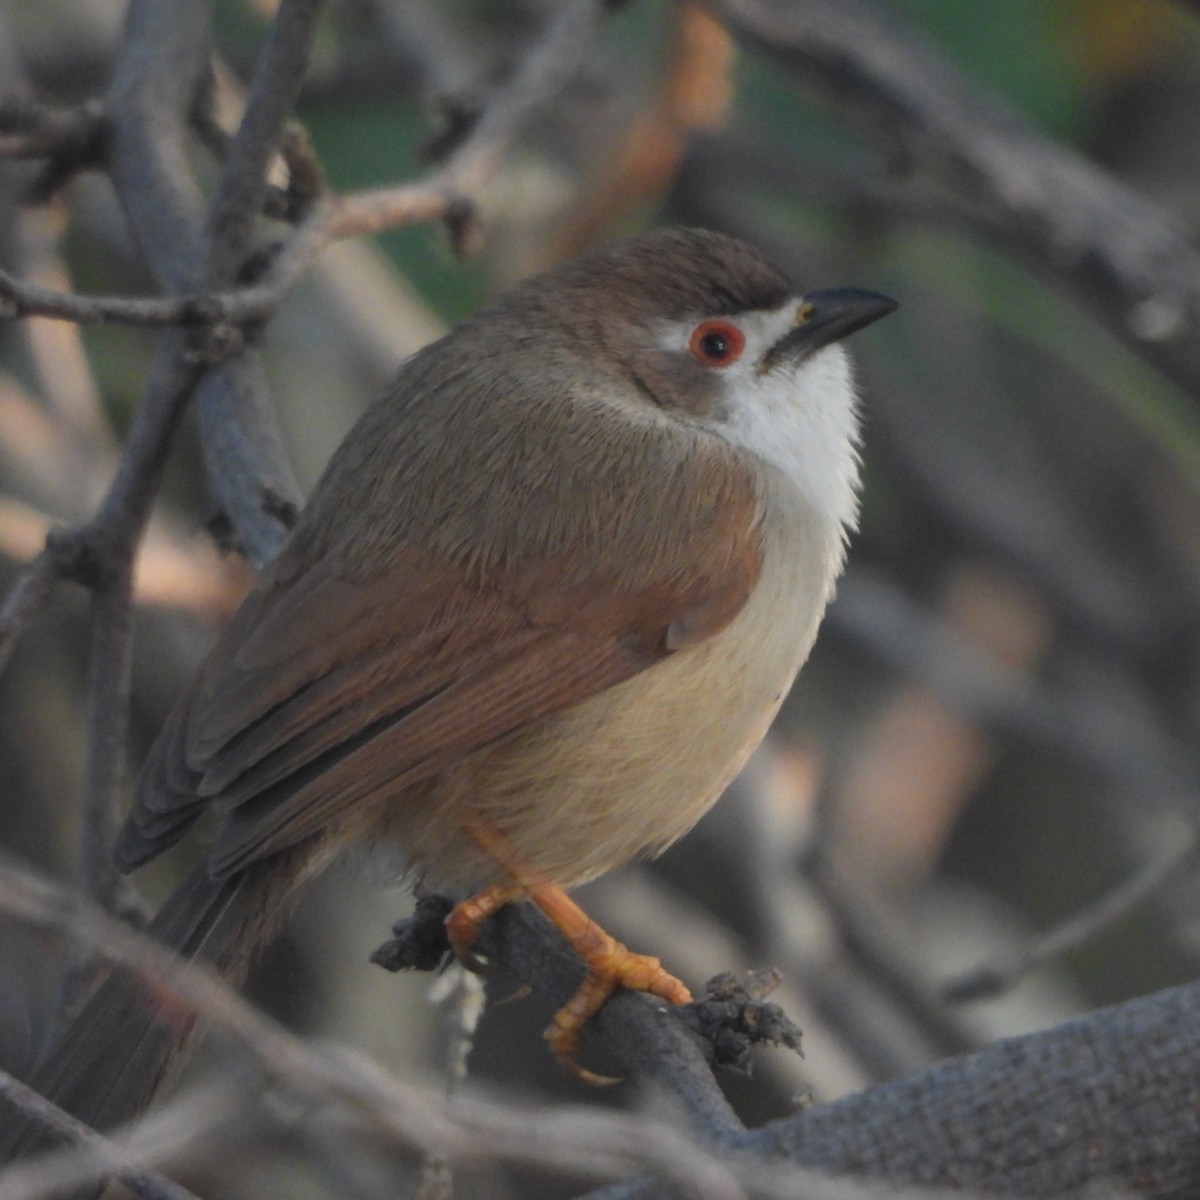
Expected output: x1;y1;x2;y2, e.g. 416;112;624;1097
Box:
763;288;897;370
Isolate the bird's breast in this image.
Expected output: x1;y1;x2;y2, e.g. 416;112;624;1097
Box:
416;470;846;891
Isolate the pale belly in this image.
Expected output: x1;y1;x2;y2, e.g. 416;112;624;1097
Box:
393;482;843;893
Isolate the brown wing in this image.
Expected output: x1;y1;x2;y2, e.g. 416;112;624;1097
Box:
120;466;762;881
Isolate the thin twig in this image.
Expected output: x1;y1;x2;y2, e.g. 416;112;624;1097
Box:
0;266;273;327
0;318;205;1045
184;0;325;566
34;340;204;1042
0;863;974;1200
0;547;59;679
801;848;980;1058
418;966;486;1200
0;0;604;343
0;858;749;1200
707;0;1200;402
0;1075;223;1200
332;0;606;255
202;0;327;286
194;0;607;563
944;827;1200;1003
77;564;135;916
81;339;204;576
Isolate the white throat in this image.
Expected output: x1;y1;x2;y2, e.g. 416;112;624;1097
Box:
718;341;861;541
657;305;863;541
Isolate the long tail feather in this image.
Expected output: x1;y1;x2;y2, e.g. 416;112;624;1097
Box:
0;861;281;1170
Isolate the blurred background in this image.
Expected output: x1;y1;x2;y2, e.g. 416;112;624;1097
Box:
2;0;1200;1195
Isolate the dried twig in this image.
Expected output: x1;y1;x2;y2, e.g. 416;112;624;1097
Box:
706;0;1200;400
0;1070;228;1200
0;545;59;677
328;0;606;256
944;827;1200;1003
0;267;277;327
201;0;326;287
0;0;604;340
0;858;764;1200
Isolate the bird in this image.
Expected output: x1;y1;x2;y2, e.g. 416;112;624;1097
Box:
1;226;894;1158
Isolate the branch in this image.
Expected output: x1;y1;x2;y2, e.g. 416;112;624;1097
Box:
329;0;607;255
103;0;302;569
1;0;606;332
76;563;139;920
161;0;605;565
0;337;204;694
186;0;328;568
105;0;210;290
452;895;1200;1198
0;1068;219;1200
31;341;203;1041
0;856;804;1200
581;973;1200;1198
484;904;747;1146
10;826;1196;1198
201;0;326;288
0;544;58;678
0;267;280;327
944;828;1200;1003
0;0;612;692
707;0;1200;399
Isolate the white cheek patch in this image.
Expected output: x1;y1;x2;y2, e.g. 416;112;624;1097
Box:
719;344;861;536
658;306;862;536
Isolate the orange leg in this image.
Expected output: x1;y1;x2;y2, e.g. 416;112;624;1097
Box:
447;823;692;1084
529;884;692;1084
445;881;526;972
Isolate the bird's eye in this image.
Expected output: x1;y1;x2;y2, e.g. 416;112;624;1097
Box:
688;319;745;367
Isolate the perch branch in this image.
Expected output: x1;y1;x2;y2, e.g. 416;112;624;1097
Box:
0;859;762;1200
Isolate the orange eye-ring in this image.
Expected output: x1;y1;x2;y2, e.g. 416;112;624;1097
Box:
688;319;745;367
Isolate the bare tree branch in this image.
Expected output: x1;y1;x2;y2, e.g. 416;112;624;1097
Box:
0;857;820;1200
0;1068;213;1200
0;266;275;327
706;0;1200;399
105;0;210;290
0;545;58;677
944;828;1200;1003
465;897;1200;1197
580;973;1200;1198
104;0;300;568
201;0;325;286
0;97;107;189
76;562;138;920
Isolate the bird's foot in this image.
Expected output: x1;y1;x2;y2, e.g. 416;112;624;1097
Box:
531;884;691;1085
444;877;691;1084
444;882;525;973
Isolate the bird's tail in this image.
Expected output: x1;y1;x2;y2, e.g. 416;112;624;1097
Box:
0;859;286;1167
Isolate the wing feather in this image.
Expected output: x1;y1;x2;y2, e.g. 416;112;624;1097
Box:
206;626;652;876
120;386;766;880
